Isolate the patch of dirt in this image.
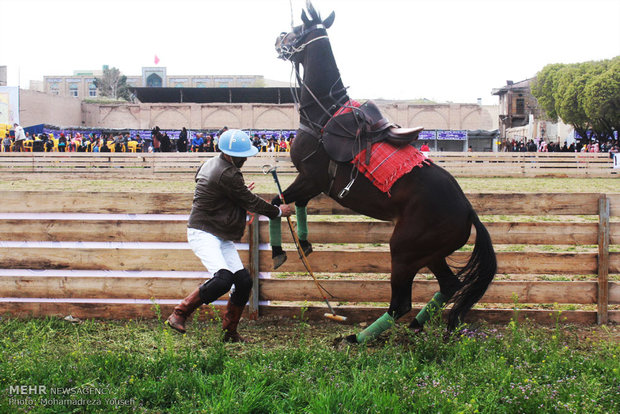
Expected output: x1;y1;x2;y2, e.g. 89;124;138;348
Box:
235;316;620;345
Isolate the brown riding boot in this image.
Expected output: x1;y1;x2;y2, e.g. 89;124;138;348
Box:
166;287;203;334
222;300;249;343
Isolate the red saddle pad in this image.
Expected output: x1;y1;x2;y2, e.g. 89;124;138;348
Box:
352;142;431;196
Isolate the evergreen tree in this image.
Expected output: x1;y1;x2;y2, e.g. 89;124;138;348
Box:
93;67;132;100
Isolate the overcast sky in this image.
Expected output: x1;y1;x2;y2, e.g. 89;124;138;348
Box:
2;0;618;105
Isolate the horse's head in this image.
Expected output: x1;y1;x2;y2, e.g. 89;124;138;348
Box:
275;1;335;62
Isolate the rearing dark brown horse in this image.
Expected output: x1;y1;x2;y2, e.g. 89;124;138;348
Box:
273;2;496;343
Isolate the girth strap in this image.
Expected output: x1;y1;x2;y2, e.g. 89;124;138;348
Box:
326;159;338;195
298;123;320;139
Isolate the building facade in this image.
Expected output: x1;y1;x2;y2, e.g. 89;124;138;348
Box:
492;79;572;144
77;101;497;132
19;66;499;150
0;66;7;87
34;67;285;99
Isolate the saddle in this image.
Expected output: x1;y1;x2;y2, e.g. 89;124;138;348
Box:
322;100;423;163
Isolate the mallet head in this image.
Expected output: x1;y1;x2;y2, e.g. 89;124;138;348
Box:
324;313;347;322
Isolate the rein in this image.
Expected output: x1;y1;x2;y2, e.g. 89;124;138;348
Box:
281;21;361;196
279;23;351;139
293;62;352;140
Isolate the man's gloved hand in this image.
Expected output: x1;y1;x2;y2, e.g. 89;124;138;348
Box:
271;196;282;206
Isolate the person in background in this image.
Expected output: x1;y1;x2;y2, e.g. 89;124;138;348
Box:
123;133;131;152
135;134;144;152
152;127;161;152
58;133;67;152
191;133;204;152
13;123;26;152
252;134;261;150
259;135;268;152
214;127;226;152
114;134;124;152
43;134;54;152
160;132;172;152
204;135;215;152
166;129;292;342
177;127;188;152
100;135;110;152
3;135;12;152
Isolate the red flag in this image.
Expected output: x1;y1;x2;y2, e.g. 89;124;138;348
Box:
154;55;160;65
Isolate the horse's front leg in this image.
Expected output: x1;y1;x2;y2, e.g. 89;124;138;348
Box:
345;259;417;344
270;173;323;269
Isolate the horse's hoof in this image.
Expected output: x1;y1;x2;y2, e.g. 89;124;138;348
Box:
408;319;424;334
273;253;287;270
344;334;358;344
332;335;357;349
300;240;313;256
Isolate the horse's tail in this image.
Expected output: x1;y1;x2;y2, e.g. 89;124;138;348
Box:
448;212;497;329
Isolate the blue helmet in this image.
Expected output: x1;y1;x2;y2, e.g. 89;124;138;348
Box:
218;129;258;157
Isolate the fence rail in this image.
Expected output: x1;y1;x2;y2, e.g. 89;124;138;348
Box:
0;152;616;177
0;191;618;324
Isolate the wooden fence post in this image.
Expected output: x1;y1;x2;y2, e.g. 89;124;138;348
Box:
597;195;610;325
248;217;260;320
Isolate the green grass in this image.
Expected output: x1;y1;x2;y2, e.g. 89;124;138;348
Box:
0;314;618;413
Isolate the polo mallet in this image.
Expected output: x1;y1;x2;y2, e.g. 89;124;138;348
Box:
263;165;347;322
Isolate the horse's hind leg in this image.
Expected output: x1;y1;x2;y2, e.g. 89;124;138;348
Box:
409;258;463;330
430;258;464;299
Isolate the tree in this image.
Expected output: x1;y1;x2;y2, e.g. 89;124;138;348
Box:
93;67;132;100
532;57;619;143
531;63;563;122
554;63;590;140
583;57;620;139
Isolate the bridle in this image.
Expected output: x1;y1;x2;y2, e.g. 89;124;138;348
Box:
276;23;329;61
277;23;352;140
277;21;364;196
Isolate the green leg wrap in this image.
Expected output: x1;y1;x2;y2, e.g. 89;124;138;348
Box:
295;205;309;241
415;291;449;326
356;312;395;343
269;217;282;247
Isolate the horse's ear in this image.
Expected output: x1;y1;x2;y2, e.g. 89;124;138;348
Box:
306;1;319;20
301;9;311;26
323;11;335;28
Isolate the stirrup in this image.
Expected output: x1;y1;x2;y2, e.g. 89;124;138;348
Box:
338;178;355;199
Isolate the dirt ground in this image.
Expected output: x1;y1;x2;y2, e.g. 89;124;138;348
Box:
235;315;620;346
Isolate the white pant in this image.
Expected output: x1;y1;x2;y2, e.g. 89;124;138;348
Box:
187;228;244;274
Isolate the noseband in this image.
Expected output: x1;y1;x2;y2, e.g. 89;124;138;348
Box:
276;24;328;61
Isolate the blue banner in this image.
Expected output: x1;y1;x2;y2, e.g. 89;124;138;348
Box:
418;130;436;140
574;130;594;140
437;130;467;140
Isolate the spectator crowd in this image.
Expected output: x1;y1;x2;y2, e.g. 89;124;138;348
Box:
504;138;619;157
2;123;616;158
0;124;297;154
